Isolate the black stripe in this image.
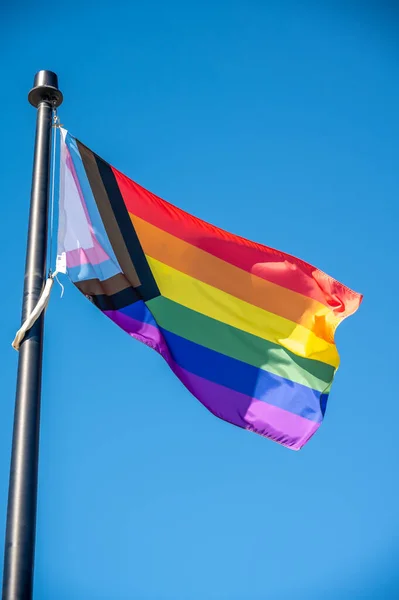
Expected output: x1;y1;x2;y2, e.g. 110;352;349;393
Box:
76;139;160;303
84;286;141;311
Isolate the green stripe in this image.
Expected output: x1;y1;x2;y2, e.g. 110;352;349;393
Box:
146;296;335;393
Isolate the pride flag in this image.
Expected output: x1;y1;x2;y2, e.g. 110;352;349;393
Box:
57;129;362;450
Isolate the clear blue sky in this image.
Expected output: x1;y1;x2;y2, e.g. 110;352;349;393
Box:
1;1;398;598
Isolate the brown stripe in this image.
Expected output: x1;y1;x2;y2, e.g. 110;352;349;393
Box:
76;141;141;288
75;273;132;297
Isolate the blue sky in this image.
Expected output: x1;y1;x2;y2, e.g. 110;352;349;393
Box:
1;1;399;598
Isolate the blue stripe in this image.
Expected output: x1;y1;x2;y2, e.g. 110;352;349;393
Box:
160;329;324;422
108;302;326;422
120;300;159;327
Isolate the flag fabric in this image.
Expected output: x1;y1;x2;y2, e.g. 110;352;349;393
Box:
57;128;362;450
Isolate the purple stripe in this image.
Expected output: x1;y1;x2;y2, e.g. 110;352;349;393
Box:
173;368;320;450
105;305;165;353
105;306;320;450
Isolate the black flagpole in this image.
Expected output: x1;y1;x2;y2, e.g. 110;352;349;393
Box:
2;71;63;600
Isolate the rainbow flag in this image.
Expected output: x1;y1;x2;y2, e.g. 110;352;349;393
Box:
57;129;362;450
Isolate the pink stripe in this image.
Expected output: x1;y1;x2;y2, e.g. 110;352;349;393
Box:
105;308;320;450
64;145;110;268
66;246;110;269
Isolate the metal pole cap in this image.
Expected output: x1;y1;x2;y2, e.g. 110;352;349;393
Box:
28;70;63;108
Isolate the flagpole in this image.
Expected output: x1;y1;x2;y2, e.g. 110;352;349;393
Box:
2;71;63;600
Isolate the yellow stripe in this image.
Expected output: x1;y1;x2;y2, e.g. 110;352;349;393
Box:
147;256;340;368
131;214;340;343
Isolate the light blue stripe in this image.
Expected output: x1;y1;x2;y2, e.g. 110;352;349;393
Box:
65;132;121;273
68;259;120;283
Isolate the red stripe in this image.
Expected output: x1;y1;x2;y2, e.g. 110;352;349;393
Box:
112;167;362;318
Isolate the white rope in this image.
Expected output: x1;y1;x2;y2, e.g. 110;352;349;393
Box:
13;114;65;351
12;271;60;351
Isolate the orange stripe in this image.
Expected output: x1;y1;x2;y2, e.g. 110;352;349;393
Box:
130;214;339;343
115;167;362;317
